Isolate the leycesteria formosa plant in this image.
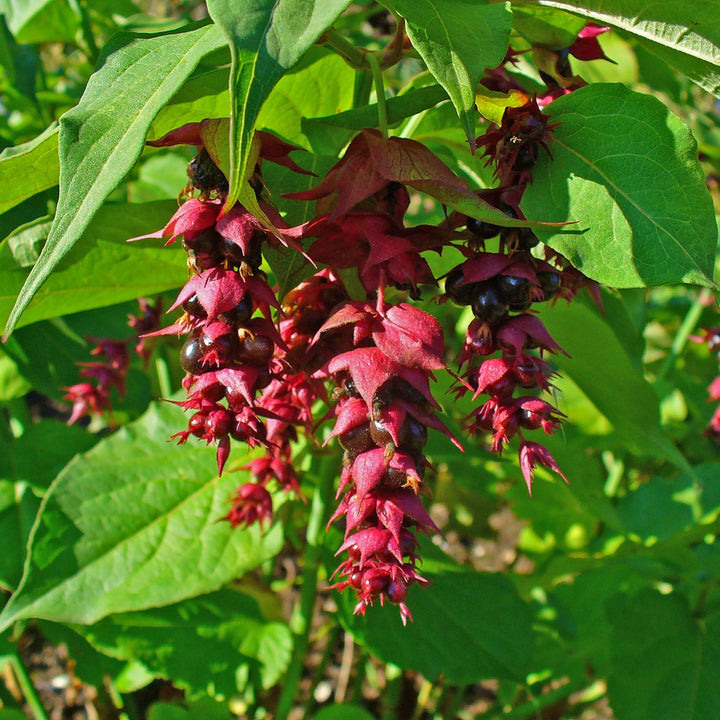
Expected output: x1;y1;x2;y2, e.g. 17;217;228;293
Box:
2;3;720;719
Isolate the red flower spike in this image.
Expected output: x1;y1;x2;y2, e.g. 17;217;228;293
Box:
129;198;221;244
352;448;390;502
222;482;273;529
169;268;248;320
518;441;568;496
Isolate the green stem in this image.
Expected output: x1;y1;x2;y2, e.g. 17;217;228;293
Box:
322;28;367;69
68;0;99;63
366;53;388;138
8;653;50;720
657;287;714;381
274;454;336;720
154;352;173;400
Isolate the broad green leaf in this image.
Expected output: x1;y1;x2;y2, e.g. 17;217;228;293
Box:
74;589;292;698
148;68;231;142
314;707;376;720
538;297;691;471
0;402;284;632
0;124;59;217
343;546;533;683
257;49;355;149
0;201;186;331
0;482;40;591
616;463;720;543
302;84;450;154
523;0;720;95
0;0;78;44
512;6;585;49
147;698;232;720
0;710;29;720
206;0;353;211
390;0;513;146
521;83;718;288
3;23;226;340
607;589;720;720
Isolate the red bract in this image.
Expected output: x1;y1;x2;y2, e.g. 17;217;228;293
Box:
222;482;273;529
518;441;568;496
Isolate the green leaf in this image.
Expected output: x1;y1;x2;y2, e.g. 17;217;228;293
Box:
343;546;533;683
0;401;284;632
607;589;720;720
148;68;231;142
0;201;186;331
74;589;292;698
205;0;353;211
521;83;718;288
301;84;449;154
0;124;59;217
0;481;40;591
147;698;232;720
512;6;585;49
538;296;691;471
525;0;720;95
0;348;30;401
3;23;226;340
313;706;376;720
0;710;30;720
391;0;513;146
0;0;79;44
257;48;355;149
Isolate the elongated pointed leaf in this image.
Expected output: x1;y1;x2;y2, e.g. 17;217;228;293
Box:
2;23;226;340
0;201;185;331
390;0;513;147
521;83;718;288
205;0;353;213
526;0;720;95
0;123;59;217
0;402;283;632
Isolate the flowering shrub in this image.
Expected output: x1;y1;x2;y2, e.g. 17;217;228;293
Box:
1;3;720;720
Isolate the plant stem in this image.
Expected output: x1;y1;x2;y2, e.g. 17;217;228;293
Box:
322;28;367;69
366;53;388;138
8;653;50;720
274;454;336;720
657;287;714;381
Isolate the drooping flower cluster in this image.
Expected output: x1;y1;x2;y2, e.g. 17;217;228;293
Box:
696;326;720;442
125;22;611;622
133;124;323;528
63;298;161;424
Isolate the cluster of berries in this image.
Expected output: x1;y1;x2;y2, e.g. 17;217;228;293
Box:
63;298;161;424
130;25;609;620
697;326;720;442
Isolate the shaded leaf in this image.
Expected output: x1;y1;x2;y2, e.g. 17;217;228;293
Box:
607;589;720;720
206;0;353;212
343;546;533;683
314;706;376;720
522;83;717;288
0;124;59;217
0;401;284;632
3;23;226;340
538;296;691;471
391;0;513;146
0;201;186;331
0;0;78;44
527;0;720;95
74;589;292;698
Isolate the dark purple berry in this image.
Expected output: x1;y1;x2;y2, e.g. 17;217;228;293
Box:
218;295;254;327
537;271;561;301
471;282;509;324
339;423;374;457
187;148;228;194
398;416;428;453
180;336;209;374
182;293;207;319
497;275;531;306
445;267;477;306
238;335;274;365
